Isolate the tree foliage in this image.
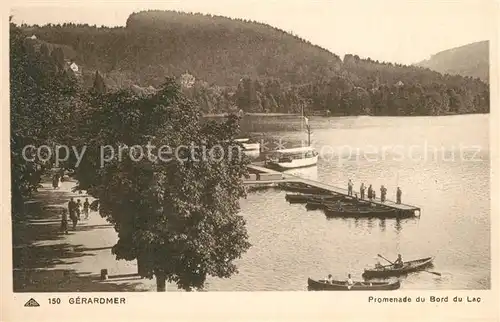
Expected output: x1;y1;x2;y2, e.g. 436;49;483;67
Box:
10;21;80;218
73;79;251;291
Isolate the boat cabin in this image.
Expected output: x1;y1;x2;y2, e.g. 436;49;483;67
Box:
269;146;318;162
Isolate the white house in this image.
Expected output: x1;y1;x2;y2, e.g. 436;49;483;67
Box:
69;62;79;73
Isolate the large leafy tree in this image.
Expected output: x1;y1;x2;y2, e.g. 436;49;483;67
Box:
10;19;79;219
74;79;251;291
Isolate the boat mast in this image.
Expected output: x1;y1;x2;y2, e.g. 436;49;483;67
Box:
301;103;311;147
301;104;304;147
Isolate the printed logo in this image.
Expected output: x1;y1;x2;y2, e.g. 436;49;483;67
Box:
24;298;40;307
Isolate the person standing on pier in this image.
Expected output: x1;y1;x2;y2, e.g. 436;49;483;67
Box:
360;183;365;199
396;187;402;204
380;185;387;202
367;184;373;200
347;179;353;196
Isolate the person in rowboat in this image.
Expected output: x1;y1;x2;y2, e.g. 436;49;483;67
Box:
394;254;404;268
375;261;383;269
326;274;333;284
346;274;354;288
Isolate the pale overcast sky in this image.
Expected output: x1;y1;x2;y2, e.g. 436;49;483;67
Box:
9;0;496;65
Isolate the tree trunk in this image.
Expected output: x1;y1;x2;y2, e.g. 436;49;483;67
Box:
137;256;144;276
156;272;166;292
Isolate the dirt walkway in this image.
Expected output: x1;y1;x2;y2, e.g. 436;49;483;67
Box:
13;177;157;292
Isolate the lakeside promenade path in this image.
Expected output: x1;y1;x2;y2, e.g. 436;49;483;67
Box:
13;178;158;292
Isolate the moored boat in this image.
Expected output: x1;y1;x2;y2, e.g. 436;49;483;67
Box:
235;138;260;151
307;278;401;291
362;257;434;278
267;146;319;169
277;182;329;194
285;193;336;203
324;205;405;218
305;199;356;210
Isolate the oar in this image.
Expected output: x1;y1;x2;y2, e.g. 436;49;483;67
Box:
377;254;395;265
378;254;441;276
422;270;441;276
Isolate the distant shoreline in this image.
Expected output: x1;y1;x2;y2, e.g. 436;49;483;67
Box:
203;112;490;118
204;112;301;117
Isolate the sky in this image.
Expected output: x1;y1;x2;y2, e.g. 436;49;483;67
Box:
9;0;497;65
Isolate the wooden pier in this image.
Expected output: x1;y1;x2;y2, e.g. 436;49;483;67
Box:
245;164;421;216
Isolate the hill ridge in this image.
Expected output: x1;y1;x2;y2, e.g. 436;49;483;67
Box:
416;41;489;82
17;10;490;116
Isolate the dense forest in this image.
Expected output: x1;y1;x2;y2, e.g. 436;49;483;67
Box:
11;19;253;292
416;41;489;83
18;10;489;116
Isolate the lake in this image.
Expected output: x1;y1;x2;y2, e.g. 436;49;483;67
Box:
203;114;490;290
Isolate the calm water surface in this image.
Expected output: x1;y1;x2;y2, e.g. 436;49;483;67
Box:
203;114;490;291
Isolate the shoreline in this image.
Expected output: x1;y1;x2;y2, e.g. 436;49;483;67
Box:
203;112;490;118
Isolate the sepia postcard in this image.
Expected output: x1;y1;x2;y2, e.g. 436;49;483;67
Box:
1;0;499;321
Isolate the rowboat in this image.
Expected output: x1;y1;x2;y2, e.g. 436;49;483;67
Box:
324;206;399;218
234;138;260;151
307;278;401;291
305;199;356;210
305;200;331;210
278;184;329;194
307;197;373;208
285;193;337;203
362;257;434;278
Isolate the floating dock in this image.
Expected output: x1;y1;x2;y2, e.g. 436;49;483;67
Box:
245;164;421;217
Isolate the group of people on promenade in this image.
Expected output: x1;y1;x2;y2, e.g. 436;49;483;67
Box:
347;179;402;204
60;197;91;234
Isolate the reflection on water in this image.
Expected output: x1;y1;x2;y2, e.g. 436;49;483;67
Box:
203;115;489;291
379;218;386;232
367;217;374;229
394;218;402;233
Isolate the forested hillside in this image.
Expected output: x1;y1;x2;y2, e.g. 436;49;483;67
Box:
416;41;489;83
18;10;489;116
